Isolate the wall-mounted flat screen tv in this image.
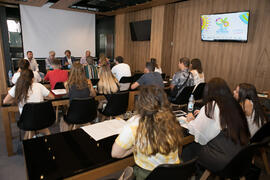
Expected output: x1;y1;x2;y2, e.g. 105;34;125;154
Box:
201;11;249;42
130;20;151;41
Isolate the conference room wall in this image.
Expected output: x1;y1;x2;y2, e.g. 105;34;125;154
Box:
171;0;270;90
115;0;270;90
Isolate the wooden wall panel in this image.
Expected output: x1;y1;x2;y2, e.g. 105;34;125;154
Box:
161;4;175;75
0;26;7;94
149;5;165;66
171;0;270;90
115;8;152;72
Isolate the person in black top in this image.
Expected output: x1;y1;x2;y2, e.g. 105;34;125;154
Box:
65;62;96;100
131;62;164;90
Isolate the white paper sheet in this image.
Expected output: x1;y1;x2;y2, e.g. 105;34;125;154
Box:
52;89;67;95
81;119;127;141
177;116;188;129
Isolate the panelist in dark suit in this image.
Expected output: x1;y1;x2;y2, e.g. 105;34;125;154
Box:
62;49;76;68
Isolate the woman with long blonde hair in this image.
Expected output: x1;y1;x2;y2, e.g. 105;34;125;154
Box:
111;85;183;180
98;64;119;95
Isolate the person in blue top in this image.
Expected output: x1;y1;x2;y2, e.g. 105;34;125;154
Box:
131;62;164;90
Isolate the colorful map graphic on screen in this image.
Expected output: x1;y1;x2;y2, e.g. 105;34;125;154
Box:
201;11;249;41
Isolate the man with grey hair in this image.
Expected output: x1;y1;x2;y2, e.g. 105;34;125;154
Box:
80;50;94;66
45;51;56;70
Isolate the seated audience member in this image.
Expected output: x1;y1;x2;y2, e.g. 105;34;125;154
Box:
97;65;119;113
45;51;56;70
170;57;194;98
80;50;94;66
62;50;76;67
111;85;183;180
25;51;39;72
131;62;164;89
3;69;54;138
150;58;162;74
98;53;110;67
66;63;96;100
190;58;205;86
234;83;268;137
44;59;68;89
98;64;119;96
184;78;250;173
111;56;131;91
12;59;41;84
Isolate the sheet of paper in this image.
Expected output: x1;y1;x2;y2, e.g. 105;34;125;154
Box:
52;89;67;95
81;119;127;141
177;116;188;129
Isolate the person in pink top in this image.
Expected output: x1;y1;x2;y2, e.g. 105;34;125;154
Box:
44;59;68;89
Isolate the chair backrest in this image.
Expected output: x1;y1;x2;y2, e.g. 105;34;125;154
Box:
119;76;133;83
192;83;206;100
102;91;129;116
65;97;97;124
91;79;99;86
18;101;56;131
161;73;166;80
216;142;261;179
132;73;144;83
250;122;270;143
54;82;65;89
174;86;195;105
146;158;197;180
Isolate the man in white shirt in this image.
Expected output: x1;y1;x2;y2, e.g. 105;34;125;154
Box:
111;56;131;91
25;51;39;72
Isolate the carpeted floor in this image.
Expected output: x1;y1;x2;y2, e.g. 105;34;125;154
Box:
0;111;270;180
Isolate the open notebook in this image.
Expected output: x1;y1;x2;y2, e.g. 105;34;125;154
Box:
81;119;127;141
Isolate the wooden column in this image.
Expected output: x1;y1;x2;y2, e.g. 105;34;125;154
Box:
115;14;126;58
0;23;7;95
149;5;165;67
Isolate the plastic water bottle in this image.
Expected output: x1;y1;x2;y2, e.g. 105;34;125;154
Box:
187;94;195;113
8;70;13;85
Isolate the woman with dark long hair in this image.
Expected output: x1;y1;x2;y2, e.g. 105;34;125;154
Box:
3;69;54;138
111;85;183;180
234;83;268;136
184;77;250;172
150;58;162;74
190;58;204;85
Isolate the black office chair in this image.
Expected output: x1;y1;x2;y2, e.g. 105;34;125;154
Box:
200;142;263;180
146;158;197;180
132;73;144;83
18;101;56;138
192;83;206;100
100;91;129;117
54;82;65;89
161;73;166;80
172;86;195;105
250;122;270;174
119;76;133;83
91;79;99;86
64;97;97;125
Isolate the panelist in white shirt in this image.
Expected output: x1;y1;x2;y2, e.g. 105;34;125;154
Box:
25;51;39;72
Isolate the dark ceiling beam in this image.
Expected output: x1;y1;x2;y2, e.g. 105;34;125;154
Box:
49;0;105;15
102;0;184;16
0;0;49;7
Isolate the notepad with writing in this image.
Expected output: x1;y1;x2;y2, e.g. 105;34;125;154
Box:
81;119;127;141
51;89;67;95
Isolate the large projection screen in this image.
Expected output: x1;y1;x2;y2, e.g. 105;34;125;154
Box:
20;3;95;58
